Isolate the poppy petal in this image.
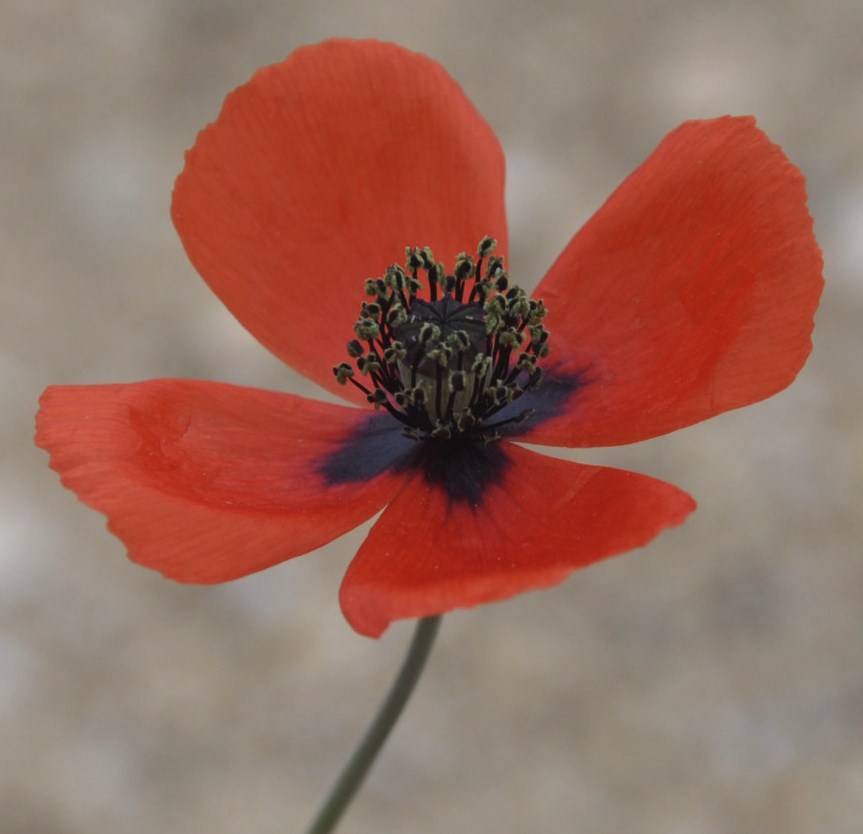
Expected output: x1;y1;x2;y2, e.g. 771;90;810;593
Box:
526;116;823;447
172;39;507;400
340;442;695;637
36;381;406;582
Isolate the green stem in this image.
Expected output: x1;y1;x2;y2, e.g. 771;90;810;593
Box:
304;615;443;834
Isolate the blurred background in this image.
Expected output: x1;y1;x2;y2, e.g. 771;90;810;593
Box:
3;1;861;832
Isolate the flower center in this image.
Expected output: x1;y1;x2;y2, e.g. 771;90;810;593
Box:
333;237;550;442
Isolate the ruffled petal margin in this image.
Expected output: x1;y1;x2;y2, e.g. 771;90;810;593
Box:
527;116;823;447
340;442;695;637
36;381;405;582
172;39;507;401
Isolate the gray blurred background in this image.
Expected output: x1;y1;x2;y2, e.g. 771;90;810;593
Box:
3;1;861;832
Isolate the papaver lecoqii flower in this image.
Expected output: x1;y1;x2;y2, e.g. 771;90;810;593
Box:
36;40;823;638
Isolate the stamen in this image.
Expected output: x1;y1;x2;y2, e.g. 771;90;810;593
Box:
333;238;550;442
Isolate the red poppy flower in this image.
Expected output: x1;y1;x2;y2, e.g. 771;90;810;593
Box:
36;39;822;638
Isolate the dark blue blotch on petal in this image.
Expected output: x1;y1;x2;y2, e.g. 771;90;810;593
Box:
320;368;587;506
414;438;509;507
498;368;589;437
320;412;510;507
319;413;415;483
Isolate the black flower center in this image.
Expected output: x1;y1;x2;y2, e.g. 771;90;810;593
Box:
333;237;550;442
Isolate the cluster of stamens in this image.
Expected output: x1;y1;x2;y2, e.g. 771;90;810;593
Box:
333;237;550;442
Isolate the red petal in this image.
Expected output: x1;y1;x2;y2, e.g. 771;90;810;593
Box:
172;39;507;400
527;117;823;447
36;381;405;582
340;442;695;637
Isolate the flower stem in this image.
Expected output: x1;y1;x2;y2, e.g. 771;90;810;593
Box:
304;615;443;834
